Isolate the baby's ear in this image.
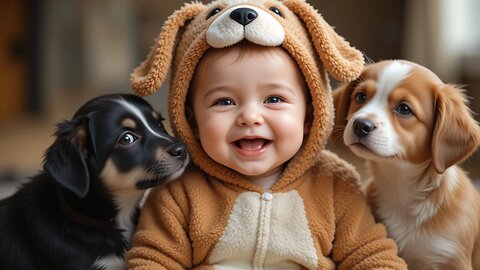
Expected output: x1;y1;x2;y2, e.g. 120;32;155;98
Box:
130;2;206;96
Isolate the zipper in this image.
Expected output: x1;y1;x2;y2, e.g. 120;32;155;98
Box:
253;190;273;269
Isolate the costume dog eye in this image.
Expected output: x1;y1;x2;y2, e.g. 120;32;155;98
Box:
207;7;222;19
118;131;138;146
354;92;367;104
395;103;413;116
269;6;284;18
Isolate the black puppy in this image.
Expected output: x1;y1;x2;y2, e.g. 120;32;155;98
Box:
0;94;189;270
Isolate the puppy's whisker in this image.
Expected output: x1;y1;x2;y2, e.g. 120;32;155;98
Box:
395;148;407;161
146;162;161;180
364;54;375;65
142;160;175;189
145;162;159;176
331;125;347;148
149;163;170;188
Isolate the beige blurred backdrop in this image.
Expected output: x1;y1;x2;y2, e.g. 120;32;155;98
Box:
1;0;479;197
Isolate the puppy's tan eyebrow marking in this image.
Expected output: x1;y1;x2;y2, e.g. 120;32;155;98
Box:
115;98;172;141
152;112;159;120
121;118;137;129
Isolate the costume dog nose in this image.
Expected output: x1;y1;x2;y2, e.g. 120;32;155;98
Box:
168;142;187;159
230;8;258;26
353;118;375;138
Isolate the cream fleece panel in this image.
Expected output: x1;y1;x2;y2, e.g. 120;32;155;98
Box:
209;190;318;269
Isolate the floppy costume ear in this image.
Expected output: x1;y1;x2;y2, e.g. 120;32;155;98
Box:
431;85;480;174
130;2;206;96
282;0;364;82
43;117;91;198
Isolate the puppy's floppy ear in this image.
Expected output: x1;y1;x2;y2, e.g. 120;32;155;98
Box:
130;2;205;96
282;0;364;82
43;116;91;198
331;81;355;145
432;85;480;174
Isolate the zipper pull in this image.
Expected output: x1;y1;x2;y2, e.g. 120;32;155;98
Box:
261;190;273;201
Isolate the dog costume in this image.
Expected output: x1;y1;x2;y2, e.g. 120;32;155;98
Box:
127;0;407;269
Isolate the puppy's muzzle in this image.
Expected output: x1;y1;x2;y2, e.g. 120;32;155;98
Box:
353;118;376;138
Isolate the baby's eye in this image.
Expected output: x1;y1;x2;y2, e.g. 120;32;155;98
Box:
264;96;284;104
212;98;235;106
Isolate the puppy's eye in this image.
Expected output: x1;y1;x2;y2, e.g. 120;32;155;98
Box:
207;7;222;19
118;132;138;146
395;103;413;116
269;6;284;18
354;92;367;104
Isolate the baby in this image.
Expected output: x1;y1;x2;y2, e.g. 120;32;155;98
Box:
127;1;407;269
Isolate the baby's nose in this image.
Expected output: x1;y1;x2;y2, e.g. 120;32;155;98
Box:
237;110;264;127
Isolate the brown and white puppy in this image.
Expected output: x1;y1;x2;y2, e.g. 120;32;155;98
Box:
332;60;480;270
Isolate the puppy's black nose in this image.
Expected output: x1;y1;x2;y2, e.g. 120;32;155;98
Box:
353;118;375;138
168;142;187;159
230;8;258;26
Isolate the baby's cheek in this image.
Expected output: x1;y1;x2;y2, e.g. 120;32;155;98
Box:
196;117;229;155
272;114;306;151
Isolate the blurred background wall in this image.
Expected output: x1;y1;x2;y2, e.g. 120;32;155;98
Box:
0;0;479;196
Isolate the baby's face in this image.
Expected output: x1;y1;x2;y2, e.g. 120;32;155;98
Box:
190;44;309;184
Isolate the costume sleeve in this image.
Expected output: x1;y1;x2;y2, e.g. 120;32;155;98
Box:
331;173;407;270
127;182;192;270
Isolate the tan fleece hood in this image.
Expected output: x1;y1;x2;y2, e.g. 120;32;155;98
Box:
130;0;364;191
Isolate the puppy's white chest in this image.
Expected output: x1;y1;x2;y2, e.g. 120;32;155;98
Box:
398;231;457;269
378;199;457;268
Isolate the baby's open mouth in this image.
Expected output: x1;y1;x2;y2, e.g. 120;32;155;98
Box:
233;138;272;151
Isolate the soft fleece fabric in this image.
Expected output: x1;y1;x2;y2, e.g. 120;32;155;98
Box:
127;0;407;269
129;152;406;269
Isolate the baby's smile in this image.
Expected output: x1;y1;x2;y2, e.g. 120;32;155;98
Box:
234;138;271;150
232;137;272;156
